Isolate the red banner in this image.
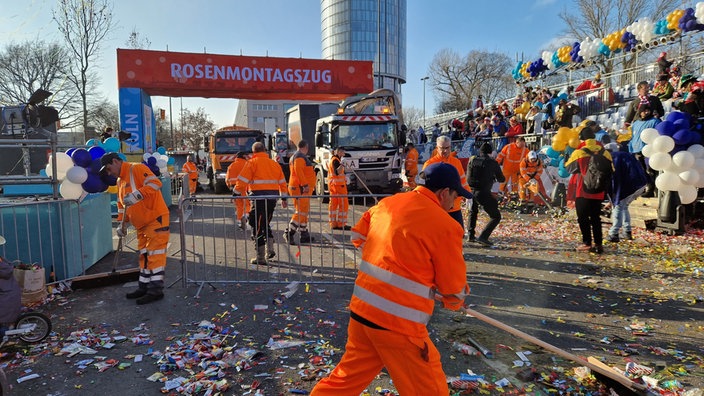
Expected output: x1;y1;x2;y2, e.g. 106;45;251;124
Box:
117;49;374;100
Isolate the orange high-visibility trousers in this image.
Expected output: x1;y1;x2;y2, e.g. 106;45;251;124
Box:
499;166;521;193
288;186;311;230
234;198;252;220
518;177;546;203
311;318;448;396
136;217;170;292
328;184;348;228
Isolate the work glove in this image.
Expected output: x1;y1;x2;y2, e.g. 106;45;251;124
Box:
123;190;144;206
116;223;127;238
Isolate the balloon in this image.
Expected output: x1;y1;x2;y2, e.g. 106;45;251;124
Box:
649;152;672;171
655;171;681;191
672;151;695;169
143;153;152;161
654;121;675;137
679;169;700;185
167;156;175;165
48;152;74;180
102;137;120;153
156;159;167;168
82;173;108;193
688;144;704;158
678;184;698;204
85;139;98;147
652;135;675;153
157;146;167;155
60;180;85;200
665;111;687;123
118;153;127;161
672;129;691;145
546;147;561;159
100;173;118;186
65;148;76;158
641;128;661;144
147;156;157;166
552;140;567;152
695;158;704;172
65;166;88;184
673;118;691;130
642;144;654;158
71;148;92;168
88;146;106;160
568;137;580;149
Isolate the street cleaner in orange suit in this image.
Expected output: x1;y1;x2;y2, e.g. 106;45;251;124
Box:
328;147;350;230
518;150;546;204
226;152;251;230
100;152;170;305
422;135;472;228
495;135;528;196
311;162;471;396
234;142;288;265
181;154;199;195
283;140;316;244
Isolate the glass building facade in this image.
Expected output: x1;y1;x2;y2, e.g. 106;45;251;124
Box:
321;0;407;94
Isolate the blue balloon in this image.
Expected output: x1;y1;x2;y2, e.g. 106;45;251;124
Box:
666;111;687;124
147;156;157;166
71;148;92;168
167;156;175;165
655;121;676;137
85;139;98;147
88;146;106;160
82;173;108;193
673;118;690;131
157;146;167;155
102;137;120;153
673;129;691;145
65;148;76;158
117;153;127;161
100;173;118;186
39;169;47;177
89;158;102;174
690;131;702;144
546;147;561;159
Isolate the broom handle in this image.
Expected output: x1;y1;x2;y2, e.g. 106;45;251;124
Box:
461;307;647;394
111;218;126;272
349;168;378;204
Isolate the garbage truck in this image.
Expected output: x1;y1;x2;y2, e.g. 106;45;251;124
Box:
204;126;267;193
283;89;404;195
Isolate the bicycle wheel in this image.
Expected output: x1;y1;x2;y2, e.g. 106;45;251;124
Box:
15;312;52;343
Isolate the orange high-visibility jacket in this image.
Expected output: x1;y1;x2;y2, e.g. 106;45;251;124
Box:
327;155;346;187
519;158;543;181
496;143;528;170
226;158;248;189
182;161;198;180
422;153;471;212
405;148;419;174
117;162;169;229
349;186;469;338
289;150;316;190
234;152;288;196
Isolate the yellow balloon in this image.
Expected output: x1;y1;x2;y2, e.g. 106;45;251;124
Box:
552;140;568;152
568;137;581;149
106;185;118;194
557;126;572;136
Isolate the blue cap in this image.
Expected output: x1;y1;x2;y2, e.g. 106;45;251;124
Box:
420;163;473;199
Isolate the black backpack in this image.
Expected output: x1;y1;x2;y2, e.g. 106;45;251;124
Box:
581;147;612;194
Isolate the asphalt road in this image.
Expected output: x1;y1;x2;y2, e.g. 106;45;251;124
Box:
1;192;702;396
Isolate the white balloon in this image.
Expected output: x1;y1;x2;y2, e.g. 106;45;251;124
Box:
65;166;88;184
642;144;654;158
640;128;660;145
159;167;168;176
60;180;85;200
687;144;704;158
652;135;675;153
665;162;683;174
649;152;672;171
697;171;704;188
45;163;54;179
672;151;695;169
678;185;698;204
680;170;700;185
48;153;73;180
695;158;704;172
156;159;167;168
655;172;682;191
143;153;152;161
160;154;169;162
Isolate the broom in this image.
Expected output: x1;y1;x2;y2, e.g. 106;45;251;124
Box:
70;218;140;289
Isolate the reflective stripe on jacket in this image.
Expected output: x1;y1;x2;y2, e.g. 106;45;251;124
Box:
226;158;248;189
234;152;288;196
405;148;418;174
496;143;528;169
349;186;469;338
519;158;543;181
118;162;169;229
182;161;198;180
327;155;346;186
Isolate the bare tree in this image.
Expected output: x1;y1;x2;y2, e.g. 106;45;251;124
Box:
53;0;116;141
401;106;422;130
429;49;515;113
125;28;151;49
178;108;216;151
88;98;119;133
558;0;678;80
0;41;82;127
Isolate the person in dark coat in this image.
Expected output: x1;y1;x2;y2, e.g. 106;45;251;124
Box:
0;236;22;331
466;143;505;246
604;144;647;242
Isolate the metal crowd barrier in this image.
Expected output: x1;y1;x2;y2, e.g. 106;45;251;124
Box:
177;193;387;296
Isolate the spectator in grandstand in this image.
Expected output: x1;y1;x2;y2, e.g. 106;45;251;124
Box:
525;105;544;135
652;74;675;101
624;81;664;127
629;104;660;197
417;126;427;144
604;143;647;243
498;102;512;118
565;127;613;254
656;52;673;75
475;95;484;111
669;67;681;92
407;128;418;145
505;116;524;143
495;136;528;196
431;123;442;141
491;115;508;136
554;99;581;127
682;81;704;119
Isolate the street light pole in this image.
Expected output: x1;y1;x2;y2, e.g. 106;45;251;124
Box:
421;76;429;129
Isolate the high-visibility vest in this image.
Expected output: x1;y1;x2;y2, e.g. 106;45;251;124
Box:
226;158;247;189
117;162;169;229
405;148;418;174
496;143;528;168
289;151;316;189
234;152;288;196
327;155;346;187
182;161;198;180
422;153;471;212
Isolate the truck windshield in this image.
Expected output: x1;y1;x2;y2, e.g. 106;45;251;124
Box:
214;135;259;153
335;123;397;149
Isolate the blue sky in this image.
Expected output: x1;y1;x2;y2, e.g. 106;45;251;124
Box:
0;0;568;128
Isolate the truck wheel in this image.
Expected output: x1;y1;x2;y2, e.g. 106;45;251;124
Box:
316;172;329;203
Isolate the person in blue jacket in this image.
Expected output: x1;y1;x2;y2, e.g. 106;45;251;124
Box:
604;142;648;242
